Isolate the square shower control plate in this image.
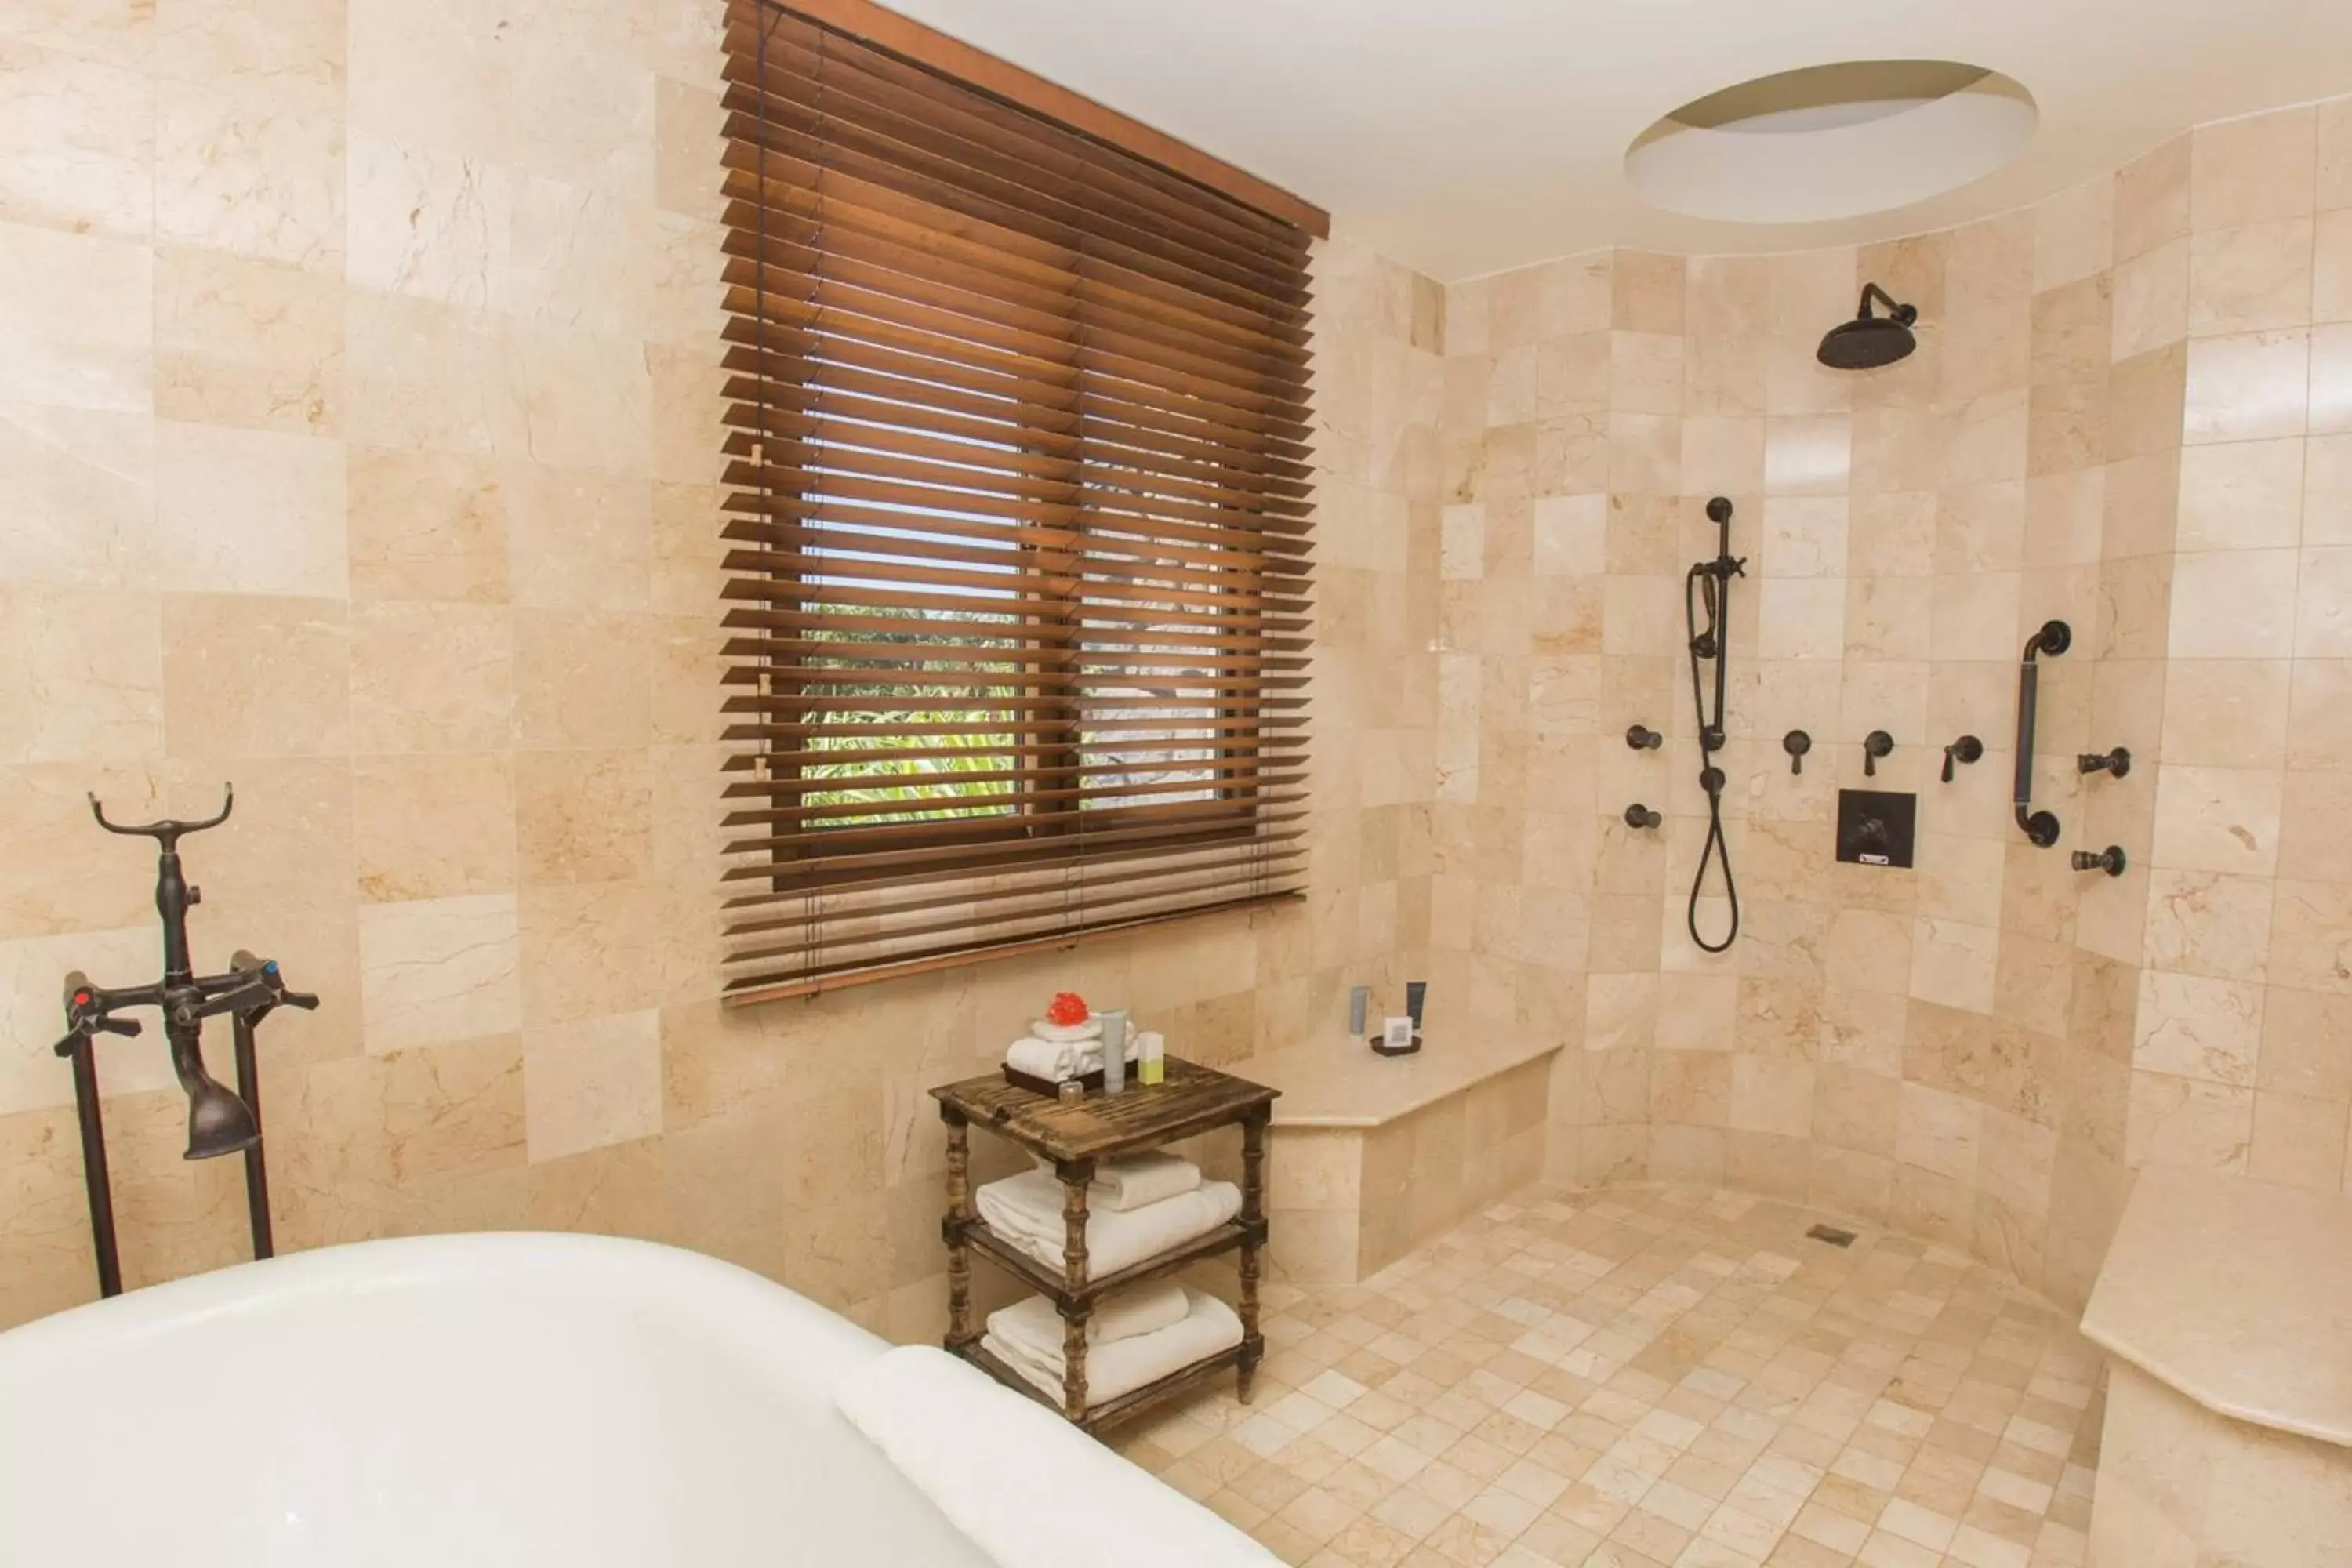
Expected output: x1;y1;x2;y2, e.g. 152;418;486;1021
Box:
1836;789;1917;869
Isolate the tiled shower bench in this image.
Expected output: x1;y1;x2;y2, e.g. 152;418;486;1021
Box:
1249;1036;1560;1285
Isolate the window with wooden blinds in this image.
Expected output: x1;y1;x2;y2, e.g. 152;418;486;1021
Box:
717;0;1319;1004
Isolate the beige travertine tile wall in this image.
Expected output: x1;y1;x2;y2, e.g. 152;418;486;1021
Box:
2118;100;2352;1212
1432;99;2352;1311
0;0;1444;1332
2;1;2343;1338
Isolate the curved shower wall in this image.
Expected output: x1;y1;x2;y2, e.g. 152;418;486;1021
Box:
1432;96;2352;1308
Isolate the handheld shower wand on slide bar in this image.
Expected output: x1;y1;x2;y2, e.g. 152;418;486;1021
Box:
1683;497;1745;953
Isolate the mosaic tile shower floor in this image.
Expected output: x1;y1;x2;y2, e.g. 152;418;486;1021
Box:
1116;1185;2102;1568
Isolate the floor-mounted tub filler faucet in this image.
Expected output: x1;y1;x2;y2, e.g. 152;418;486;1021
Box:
51;788;317;1297
1682;496;1745;953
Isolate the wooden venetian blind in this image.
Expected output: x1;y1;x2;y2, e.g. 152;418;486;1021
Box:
718;0;1319;1004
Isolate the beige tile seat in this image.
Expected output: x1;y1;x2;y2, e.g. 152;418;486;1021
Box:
2080;1167;2352;1564
1249;1036;1559;1285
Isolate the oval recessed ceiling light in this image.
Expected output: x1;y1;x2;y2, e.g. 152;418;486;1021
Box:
1625;60;2037;224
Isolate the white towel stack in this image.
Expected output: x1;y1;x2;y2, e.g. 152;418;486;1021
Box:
984;1287;1243;1406
975;1163;1235;1278
1090;1150;1201;1211
1002;1015;1139;1083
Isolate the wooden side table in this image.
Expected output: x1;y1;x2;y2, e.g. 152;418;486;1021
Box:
931;1056;1277;1433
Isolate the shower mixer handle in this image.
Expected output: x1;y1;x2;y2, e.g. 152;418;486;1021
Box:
1942;735;1983;783
1782;730;1812;775
1625;724;1663;750
52;972;145;1057
1864;731;1894;777
1624;804;1662;830
231;951;319;1017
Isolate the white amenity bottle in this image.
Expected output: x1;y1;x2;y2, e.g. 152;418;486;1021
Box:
1098;1007;1129;1094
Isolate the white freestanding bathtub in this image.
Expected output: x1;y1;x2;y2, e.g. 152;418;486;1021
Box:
0;1233;1102;1566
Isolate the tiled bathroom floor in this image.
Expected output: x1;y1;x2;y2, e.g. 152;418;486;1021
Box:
1117;1185;2102;1568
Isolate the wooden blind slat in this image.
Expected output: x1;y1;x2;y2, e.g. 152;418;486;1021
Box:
720;0;1315;1000
721;6;1319;254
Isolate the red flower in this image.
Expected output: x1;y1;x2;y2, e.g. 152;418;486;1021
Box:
1044;991;1090;1026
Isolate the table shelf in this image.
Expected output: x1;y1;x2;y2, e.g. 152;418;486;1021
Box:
947;1214;1264;1311
931;1055;1276;1429
948;1338;1252;1437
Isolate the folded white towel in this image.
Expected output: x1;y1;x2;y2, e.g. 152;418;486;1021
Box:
1076;1036;1138;1069
1004;1033;1141;1083
1005;1037;1082;1082
1032;1018;1104;1044
1090;1151;1201;1212
985;1288;1244;1406
835;1345;1281;1568
1106;1281;1192;1344
977;1279;1189;1348
976;1169;1243;1279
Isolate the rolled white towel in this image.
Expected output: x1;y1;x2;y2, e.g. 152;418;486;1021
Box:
976;1169;1242;1278
1004;1038;1080;1082
984;1289;1244;1407
1032;1018;1104;1044
835;1345;1280;1568
1072;1036;1138;1072
1090;1151;1201;1212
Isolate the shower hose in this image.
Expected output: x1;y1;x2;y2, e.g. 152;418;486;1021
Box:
1682;507;1743;953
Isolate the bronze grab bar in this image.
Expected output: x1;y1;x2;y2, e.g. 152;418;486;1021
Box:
2014;621;2071;848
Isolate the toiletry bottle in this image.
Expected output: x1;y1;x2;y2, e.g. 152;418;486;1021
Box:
1138;1031;1165;1086
1098;1007;1129;1094
1405;981;1427;1049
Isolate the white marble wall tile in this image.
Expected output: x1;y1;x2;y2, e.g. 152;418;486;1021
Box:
0;39;152;239
524;1007;662;1162
154;422;348;596
357;891;523;1053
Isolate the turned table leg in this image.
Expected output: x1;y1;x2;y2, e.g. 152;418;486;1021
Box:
942;1108;972;1348
1058;1159;1094;1423
1238;1109;1267;1403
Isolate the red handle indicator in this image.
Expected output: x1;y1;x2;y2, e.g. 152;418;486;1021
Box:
73;991;91;1007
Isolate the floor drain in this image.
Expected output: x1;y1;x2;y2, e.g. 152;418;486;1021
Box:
1806;1224;1857;1247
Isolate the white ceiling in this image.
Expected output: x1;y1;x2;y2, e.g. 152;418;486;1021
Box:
879;0;2352;281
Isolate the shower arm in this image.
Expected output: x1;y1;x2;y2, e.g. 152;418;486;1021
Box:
1857;281;1915;324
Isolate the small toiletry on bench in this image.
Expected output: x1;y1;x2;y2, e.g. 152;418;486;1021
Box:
1136;1030;1166;1086
1375;1015;1416;1055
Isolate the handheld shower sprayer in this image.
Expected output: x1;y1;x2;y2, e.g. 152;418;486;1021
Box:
1683;497;1745;953
50;789;318;1296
